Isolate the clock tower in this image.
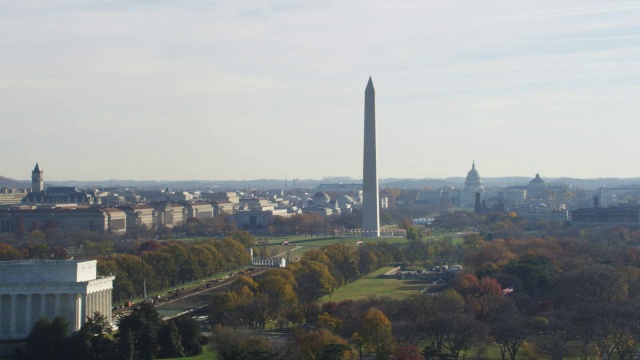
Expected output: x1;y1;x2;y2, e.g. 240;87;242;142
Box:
31;163;43;193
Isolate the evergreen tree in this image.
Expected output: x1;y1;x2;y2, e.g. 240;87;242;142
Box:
116;328;135;360
173;316;203;356
25;317;70;360
158;321;184;358
117;302;161;360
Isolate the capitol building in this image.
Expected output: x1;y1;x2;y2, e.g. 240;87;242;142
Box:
417;162;572;219
459;161;485;208
419;161;486;210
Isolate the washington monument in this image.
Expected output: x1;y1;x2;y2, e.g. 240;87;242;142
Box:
362;77;380;237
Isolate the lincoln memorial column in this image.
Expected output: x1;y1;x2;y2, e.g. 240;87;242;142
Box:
75;294;82;331
54;294;61;315
92;292;97;315
40;294;46;319
67;294;74;326
95;292;100;316
102;290;109;317
10;295;17;333
25;294;32;332
100;291;105;316
81;294;87;322
107;289;112;323
94;292;99;315
87;292;92;316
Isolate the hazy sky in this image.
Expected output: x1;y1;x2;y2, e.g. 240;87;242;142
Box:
2;1;640;181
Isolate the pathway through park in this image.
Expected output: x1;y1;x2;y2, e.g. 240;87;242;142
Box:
156;246;301;319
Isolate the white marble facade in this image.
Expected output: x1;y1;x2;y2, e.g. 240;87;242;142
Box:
0;260;114;339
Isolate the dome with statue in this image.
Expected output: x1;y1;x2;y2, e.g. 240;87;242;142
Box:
464;161;483;190
527;173;548;200
529;173;547;188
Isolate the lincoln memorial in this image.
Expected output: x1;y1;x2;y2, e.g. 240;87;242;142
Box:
0;260;115;339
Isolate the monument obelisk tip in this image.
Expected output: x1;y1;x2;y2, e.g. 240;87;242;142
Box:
362;77;380;237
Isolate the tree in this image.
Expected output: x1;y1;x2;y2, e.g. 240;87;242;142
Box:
144;252;177;289
528;310;579;360
295;328;355;360
173;316;203;356
502;255;557;298
302;248;332;266
0;242;20;260
161;242;190;284
356;247;381;276
359;308;394;360
462;233;484;252
392;343;422;360
25;316;70;360
70;312;116;360
557;264;627;304
404;240;428;264
230;275;260;294
230;231;257;247
255;268;298;328
213;237;251;269
319;343;355;360
318;312;343;335
84;240;113;257
405;226;425;242
158;321;184;358
430;312;483;359
323;243;360;286
185;245;215;280
22;243;49;259
117;302;162;360
453;274;504;320
209;290;241;327
490;304;530;360
115;328;135;360
98;258;135;302
290;260;337;323
259;268;298;304
246;292;277;330
210;325;278;360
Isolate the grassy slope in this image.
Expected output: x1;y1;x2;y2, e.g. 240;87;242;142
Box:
321;266;428;303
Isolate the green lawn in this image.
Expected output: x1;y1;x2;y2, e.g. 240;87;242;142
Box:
161;346;217;359
261;236;409;258
321;266;429;303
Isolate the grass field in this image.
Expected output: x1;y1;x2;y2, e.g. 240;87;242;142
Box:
162;346;217;359
321;266;429;303
260;236;409;258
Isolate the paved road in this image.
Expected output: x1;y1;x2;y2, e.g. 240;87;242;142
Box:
155;246;302;319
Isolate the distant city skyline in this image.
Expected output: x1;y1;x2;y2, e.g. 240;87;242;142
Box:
2;1;639;181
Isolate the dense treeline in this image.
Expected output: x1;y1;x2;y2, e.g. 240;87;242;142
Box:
98;234;253;302
208;214;640;360
21;304;203;360
0;231;255;303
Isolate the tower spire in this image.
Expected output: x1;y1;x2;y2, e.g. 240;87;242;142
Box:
362;77;380;237
32;163;44;193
